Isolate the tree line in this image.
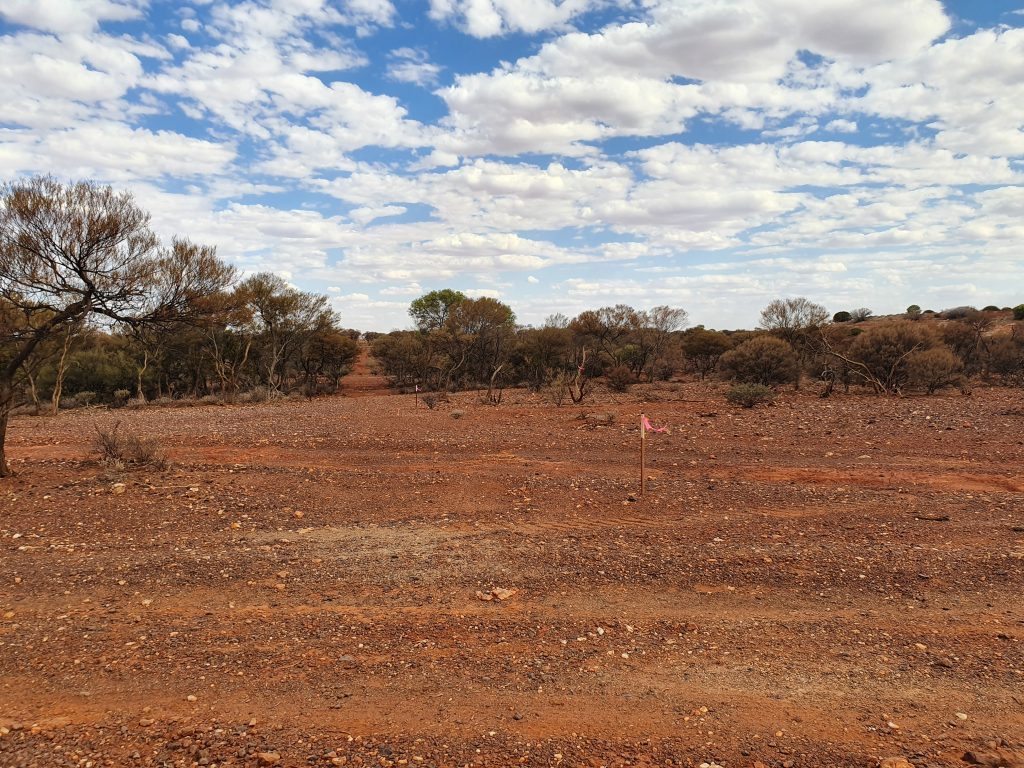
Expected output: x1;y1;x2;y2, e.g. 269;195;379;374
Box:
371;293;1024;402
3;177;1024;474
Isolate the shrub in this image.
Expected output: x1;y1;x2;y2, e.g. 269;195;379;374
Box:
989;336;1024;385
941;306;978;320
450;409;465;419
906;347;963;394
544;372;570;406
75;391;97;407
92;422;168;469
719;336;800;387
112;389;131;406
842;321;939;393
849;307;873;322
421;393;438;410
906;304;922;319
606;364;636;393
725;384;775;408
982;305;1000;312
1014;304;1024;321
832;311;852;323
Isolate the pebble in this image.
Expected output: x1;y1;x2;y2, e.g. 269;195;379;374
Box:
257;751;281;765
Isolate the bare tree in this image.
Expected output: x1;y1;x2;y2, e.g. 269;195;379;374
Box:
759;297;830;339
0;177;234;476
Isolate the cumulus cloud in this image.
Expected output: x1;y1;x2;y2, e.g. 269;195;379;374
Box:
428;0;604;37
436;0;950;156
5;0;1022;330
0;0;145;34
387;47;443;86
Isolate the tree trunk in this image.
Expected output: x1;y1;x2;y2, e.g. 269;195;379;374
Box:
27;372;41;415
136;350;149;401
51;325;76;415
0;382;13;477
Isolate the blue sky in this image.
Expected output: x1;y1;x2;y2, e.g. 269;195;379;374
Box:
1;0;1022;330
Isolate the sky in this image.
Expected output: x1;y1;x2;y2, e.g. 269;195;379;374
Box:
1;0;1022;331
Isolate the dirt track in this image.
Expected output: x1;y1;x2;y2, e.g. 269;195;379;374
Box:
1;382;1023;768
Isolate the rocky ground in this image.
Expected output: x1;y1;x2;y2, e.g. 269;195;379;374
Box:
1;377;1022;767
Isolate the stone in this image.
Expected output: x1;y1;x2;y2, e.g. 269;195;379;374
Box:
879;759;913;768
257;752;282;765
963;749;1024;767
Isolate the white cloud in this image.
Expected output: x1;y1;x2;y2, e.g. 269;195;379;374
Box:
825;118;857;132
387;47;443;86
1;122;236;181
850;27;1024;155
0;0;145;34
436;0;949;156
428;0;603;37
167;33;191;50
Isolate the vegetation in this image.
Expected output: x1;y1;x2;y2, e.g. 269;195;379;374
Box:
719;336;800;388
92;421;168;469
2;176;1021;470
725;383;775;408
0;177;358;474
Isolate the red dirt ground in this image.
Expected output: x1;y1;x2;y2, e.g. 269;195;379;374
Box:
1;374;1022;768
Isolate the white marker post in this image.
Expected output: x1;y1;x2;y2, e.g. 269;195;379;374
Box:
639;412;646;497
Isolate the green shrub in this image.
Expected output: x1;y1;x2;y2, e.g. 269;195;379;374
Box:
832;311;852;323
982;305;1000;312
725;384;775;408
719;336;800;387
1014;304;1024;321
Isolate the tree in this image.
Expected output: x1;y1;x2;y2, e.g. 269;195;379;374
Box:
849;308;873;323
442;296;516;395
409;289;467;332
681;327;732;380
632;306;688;380
570;305;636;369
240;273;332;392
0;176;234;476
759;297;830;340
833;311;852;323
297;326;358;395
759;297;829;386
1014;304;1024;321
906;304;922;320
719;336;800;388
